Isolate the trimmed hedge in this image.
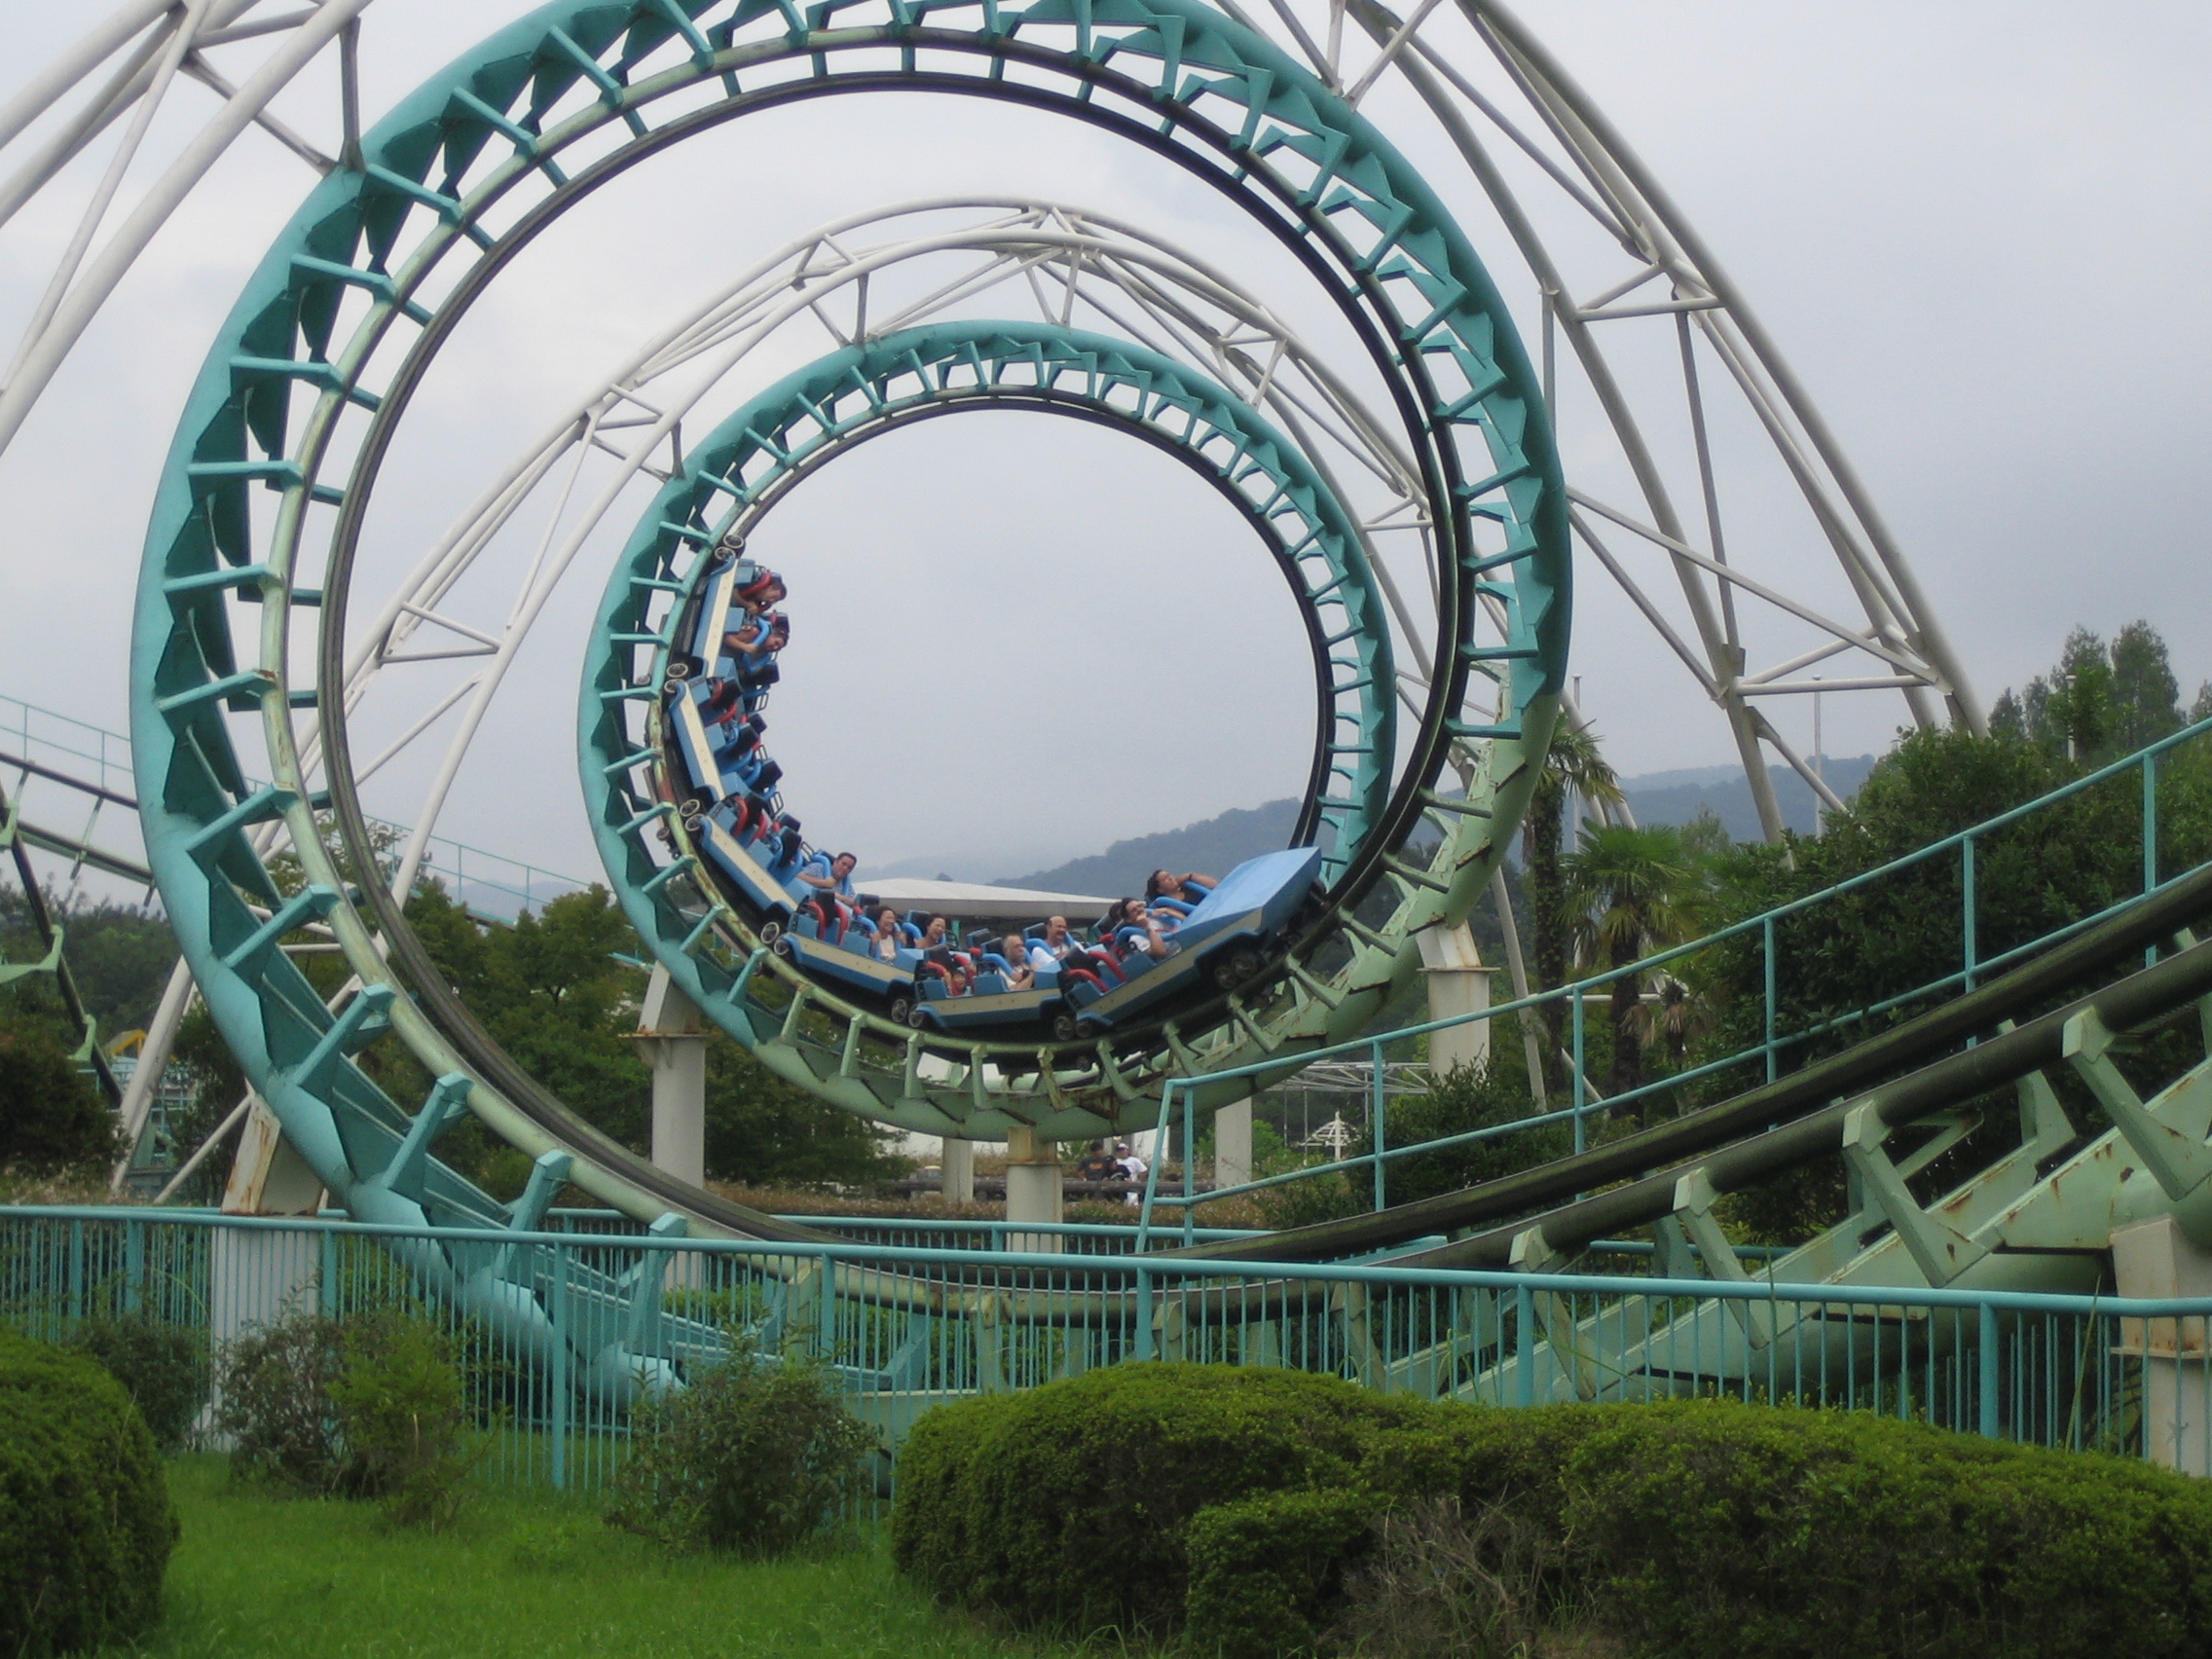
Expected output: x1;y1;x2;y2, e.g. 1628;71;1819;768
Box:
0;1330;178;1655
892;1364;1448;1636
893;1366;2212;1659
1184;1489;1384;1657
1557;1402;2212;1659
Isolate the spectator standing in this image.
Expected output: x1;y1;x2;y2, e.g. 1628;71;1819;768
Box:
1115;1140;1148;1205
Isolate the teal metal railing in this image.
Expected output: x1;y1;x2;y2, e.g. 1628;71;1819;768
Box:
1;1205;2200;1489
0;690;589;919
1138;717;2212;1245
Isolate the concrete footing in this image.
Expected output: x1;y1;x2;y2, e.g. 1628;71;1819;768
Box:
2113;1215;2212;1473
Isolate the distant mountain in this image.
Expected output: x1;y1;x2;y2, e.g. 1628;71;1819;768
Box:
992;756;1877;901
997;798;1304;897
1624;756;1877;840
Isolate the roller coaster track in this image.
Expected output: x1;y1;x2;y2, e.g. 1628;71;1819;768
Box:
4;3;2137;1404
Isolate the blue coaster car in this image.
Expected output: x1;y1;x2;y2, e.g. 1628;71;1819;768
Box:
696;810;804;935
1073;846;1323;1037
909;966;1079;1044
774;912;925;1025
672;554;740;678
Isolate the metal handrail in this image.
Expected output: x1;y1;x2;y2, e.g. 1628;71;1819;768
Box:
1138;716;2212;1243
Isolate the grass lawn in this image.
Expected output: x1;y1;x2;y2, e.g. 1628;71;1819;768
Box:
101;1457;1123;1659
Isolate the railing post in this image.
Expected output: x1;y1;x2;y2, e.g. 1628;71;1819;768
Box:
549;1241;571;1492
1514;1281;1535;1408
1571;987;1586;1153
1761;917;1777;1084
1136;1083;1174;1252
1133;1264;1154;1362
2146;752;2160;968
1183;1085;1197;1247
1370;1039;1386;1213
1978;1300;2000;1439
1962;834;1977;994
124;1215;142;1316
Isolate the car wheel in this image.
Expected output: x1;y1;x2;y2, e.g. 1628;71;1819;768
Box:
1211;947;1262;990
907;1006;930;1030
1050;1013;1079;1044
888;996;912;1024
771;935;796;961
757;920;782;946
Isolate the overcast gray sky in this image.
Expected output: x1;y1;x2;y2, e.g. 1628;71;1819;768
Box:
1;2;2206;886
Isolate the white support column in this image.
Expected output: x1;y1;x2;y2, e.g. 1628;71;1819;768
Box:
940;1137;976;1204
1214;1096;1253;1192
636;965;707;1188
2113;1216;2212;1475
1002;1124;1061;1252
1417;924;1493;1080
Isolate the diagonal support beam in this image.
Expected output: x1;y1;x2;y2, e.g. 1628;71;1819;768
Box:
1839;1101;1988;1287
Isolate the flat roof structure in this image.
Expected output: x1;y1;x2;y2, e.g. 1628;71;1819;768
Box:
858;878;1112;925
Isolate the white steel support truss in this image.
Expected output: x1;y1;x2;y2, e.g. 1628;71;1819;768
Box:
1;0;1982;1173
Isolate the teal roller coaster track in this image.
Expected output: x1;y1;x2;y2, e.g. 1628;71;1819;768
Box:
7;0;2199;1426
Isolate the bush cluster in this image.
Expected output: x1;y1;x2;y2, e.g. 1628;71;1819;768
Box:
894;1365;2212;1659
607;1343;875;1556
893;1366;1451;1638
64;1314;206;1453
215;1309;482;1526
0;1330;178;1656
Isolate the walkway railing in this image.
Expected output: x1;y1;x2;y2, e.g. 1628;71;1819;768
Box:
1140;716;2212;1246
0;689;589;919
3;1206;2201;1489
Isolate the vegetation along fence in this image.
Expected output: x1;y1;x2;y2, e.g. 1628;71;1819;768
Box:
5;1206;2209;1490
1137;714;2212;1245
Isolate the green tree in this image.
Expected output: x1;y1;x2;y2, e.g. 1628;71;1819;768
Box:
1990;622;2185;766
1524;721;1624;1061
1685;712;2212;1240
1559;823;1701;1116
402;882;899;1192
0;1009;113;1170
1367;1054;1568;1204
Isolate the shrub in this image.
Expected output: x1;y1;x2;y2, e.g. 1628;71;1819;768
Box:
214;1310;349;1493
894;1369;2212;1659
1555;1400;2212;1659
0;1330;177;1655
607;1343;875;1556
327;1313;486;1528
64;1315;206;1453
215;1309;481;1523
891;1364;1457;1638
1185;1489;1384;1659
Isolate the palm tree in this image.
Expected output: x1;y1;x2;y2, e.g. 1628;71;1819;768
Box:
1526;721;1625;1057
1560;823;1701;1119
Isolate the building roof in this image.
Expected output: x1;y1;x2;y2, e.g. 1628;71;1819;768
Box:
859;877;1113;925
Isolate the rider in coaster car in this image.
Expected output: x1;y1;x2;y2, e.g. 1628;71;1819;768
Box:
795;850;858;942
733;566;787;613
915;915;975;995
721;610;789;671
1041;911;1122;990
1143;868;1216;917
997;934;1037;992
1113;897;1176;962
869;903;905;963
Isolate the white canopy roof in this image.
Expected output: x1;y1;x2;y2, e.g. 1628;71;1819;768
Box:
859;877;1112;925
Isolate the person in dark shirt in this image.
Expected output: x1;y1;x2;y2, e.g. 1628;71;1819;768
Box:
1073;1140;1120;1185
